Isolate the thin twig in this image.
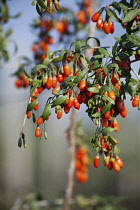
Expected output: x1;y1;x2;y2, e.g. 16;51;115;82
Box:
131;68;140;81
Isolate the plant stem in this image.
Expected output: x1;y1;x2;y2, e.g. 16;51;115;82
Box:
63;108;78;210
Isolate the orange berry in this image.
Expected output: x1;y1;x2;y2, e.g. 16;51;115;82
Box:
64;104;70;114
93;155;100;168
132;96;139;107
73;98;80;110
78;80;87;92
57;73;64;83
52;85;60;95
46;77;53;89
91;12;100;22
117;99;125;113
103;22;110;34
115;157;124;168
34;101;39;111
36;116;44;126
15;78;22;88
119;106;127;118
111;120;119;132
104;110;111;120
81;155;89;166
35;127;42;138
77;10;87;24
113;159;121;172
108;90;116;101
26;111;32;119
57;110;63;119
63;64;72;77
52;75;57;88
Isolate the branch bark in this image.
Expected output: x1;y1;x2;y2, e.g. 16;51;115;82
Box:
63;108;78;210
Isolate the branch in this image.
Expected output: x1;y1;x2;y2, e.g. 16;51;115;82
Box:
63;108;78;210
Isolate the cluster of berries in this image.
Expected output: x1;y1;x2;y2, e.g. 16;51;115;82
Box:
91;11;115;34
75;147;89;183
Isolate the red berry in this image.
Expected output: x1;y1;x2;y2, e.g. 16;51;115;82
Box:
93;155;100;168
103;22;110;34
132;96;139;107
119;106;127;118
35;127;42;138
36;116;44;126
91;12;100;22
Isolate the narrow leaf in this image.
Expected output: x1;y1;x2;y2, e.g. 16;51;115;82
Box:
36;3;43;17
122;9;140;23
107;9;121;22
27;99;37;112
87;86;99;93
37;0;47;9
52;95;68;106
73;69;88;84
42;104;52;120
102;127;115;133
91;112;100;117
98;48;110;57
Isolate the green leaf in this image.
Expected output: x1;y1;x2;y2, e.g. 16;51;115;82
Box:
93;55;104;59
98;48;110;57
61;75;76;88
2;50;9;61
97;72;102;85
21;132;25;140
37;0;47;9
102;95;115;105
11;12;22;18
114;145;120;154
32;64;47;74
110;84;119;96
73;69;88;84
80;56;88;68
107;63;118;69
42;104;52;120
127;34;140;45
87;87;99;93
36;3;43;17
52;49;65;63
75;41;81;53
52;95;68;106
44;131;48;140
107;9;121;22
27;99;37;112
31;0;37;6
71;41;84;53
101;85;109;93
110;2;121;14
18;137;22;148
122;9;140;23
43;57;50;66
5;28;12;37
53;90;60;95
103;66;108;74
108;136;118;146
112;40;119;56
128;78;139;86
91;112;100;117
32;112;36;123
102;127;115;134
102;103;111;114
